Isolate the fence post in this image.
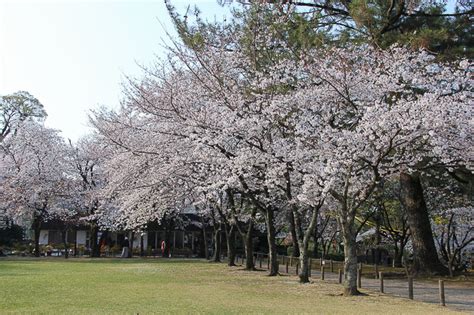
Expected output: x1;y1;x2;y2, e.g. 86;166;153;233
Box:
296;262;299;275
259;255;262;268
309;259;312;277
290;256;293;267
379;272;384;293
338;269;343;284
321;266;325;280
439;280;445;306
408;277;414;300
286;259;289;273
357;267;362;288
375;264;379;279
330;259;334;273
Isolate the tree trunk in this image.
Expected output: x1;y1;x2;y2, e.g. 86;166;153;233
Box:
312;233;319;258
129;231;135;258
73;229;78;257
244;227;255;270
201;226;209;259
393;243;402;267
400;172;448;275
61;229;69;259
375;214;381;264
265;207;279;276
211;228;221;262
288;209;300;257
226;224;237;266
293;204;321;283
298;246;310;283
342;226;360;296
33;218;41;258
448;259;454;277
90;223;100;257
140;234;145;257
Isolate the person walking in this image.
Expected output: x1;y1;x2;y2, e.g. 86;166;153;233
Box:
121;237;130;258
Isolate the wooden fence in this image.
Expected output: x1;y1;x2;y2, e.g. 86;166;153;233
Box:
235;252;449;307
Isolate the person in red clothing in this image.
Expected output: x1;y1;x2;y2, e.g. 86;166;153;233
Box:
161;240;166;257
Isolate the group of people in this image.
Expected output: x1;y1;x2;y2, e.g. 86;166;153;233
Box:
120;238;169;258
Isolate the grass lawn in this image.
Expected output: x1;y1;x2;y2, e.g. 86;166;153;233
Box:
0;258;466;314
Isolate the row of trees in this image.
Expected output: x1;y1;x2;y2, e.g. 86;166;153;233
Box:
91;1;472;295
1;1;472;296
0;91;106;258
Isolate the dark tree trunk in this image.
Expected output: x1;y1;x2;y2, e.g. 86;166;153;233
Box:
294;209;312;283
265;207;279;276
129;231;135;258
400;172;448;275
201;226;209;259
90;223;100;257
140;234;145;257
293;204;321;284
61;229;69;259
165;230;172;258
394;237;408;268
73;230;78;257
312;231;320;258
33;217;41;258
244;227;255;270
374;214;381;264
393;243;402;267
225;224;237;266
342;225;360;296
288;209;300;257
211;228;221;262
291;205;310;283
298;249;310;283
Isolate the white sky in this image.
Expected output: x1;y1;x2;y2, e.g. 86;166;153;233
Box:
1;1;458;142
0;0;227;141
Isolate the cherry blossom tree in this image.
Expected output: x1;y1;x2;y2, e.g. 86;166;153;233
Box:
0;122;70;256
65;135;110;257
90;6;471;294
264;46;472;292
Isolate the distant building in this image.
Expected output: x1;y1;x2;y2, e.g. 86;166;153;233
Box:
35;213;211;257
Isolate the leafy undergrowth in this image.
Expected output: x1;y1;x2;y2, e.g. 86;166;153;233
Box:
0;258;466;314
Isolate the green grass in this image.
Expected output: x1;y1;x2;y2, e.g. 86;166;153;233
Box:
0;258;466;314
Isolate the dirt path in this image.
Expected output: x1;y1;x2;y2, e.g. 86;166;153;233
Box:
253;259;474;313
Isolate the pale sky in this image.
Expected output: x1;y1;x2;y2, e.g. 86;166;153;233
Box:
0;0;228;141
